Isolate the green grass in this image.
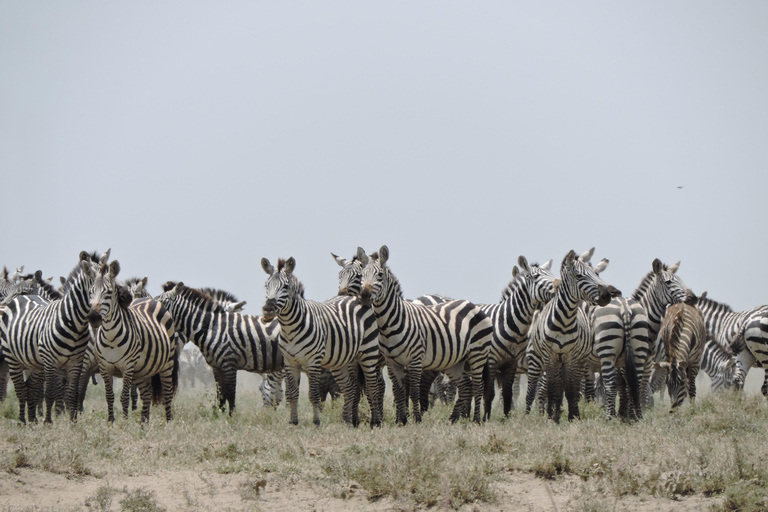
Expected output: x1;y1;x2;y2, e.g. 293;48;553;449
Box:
0;378;766;510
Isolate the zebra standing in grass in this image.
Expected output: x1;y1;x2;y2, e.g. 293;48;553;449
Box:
479;256;557;419
357;245;493;424
261;257;383;427
89;260;178;422
694;293;768;394
156;281;283;415
333;250;447;415
657;302;707;410
628;259;695;409
525;250;615;422
0;251;102;423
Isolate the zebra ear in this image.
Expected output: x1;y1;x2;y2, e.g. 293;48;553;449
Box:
563;250;577;268
594;258;609;274
109;260;120;278
652;258;663;275
379;245;389;265
511;266;519;279
669;261;681;274
141;276;148;287
331;253;346;268
517;255;530;273
100;248;111;265
60;276;66;286
79;251;90;262
285;257;296;275
261;258;274;275
578;247;595;263
541;259;553;271
232;300;247;312
356;247;369;266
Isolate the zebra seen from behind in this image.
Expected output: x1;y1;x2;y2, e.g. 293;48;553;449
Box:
89;261;178;422
357;245;493;424
261;257;383;427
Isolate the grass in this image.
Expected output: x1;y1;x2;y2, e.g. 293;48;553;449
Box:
0;375;767;511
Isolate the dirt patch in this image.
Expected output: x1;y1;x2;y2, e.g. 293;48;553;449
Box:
0;467;721;511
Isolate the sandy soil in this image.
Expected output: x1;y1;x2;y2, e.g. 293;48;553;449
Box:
0;467;721;511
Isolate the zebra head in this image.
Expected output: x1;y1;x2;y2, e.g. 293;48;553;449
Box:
559;250;615;307
660;360;690;411
651;259;694;306
89;260;131;326
512;256;557;309
261;257;303;322
332;251;364;297
125;276;151;300
359;245;396;308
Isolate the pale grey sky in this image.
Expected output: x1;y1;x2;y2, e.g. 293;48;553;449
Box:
1;2;767;314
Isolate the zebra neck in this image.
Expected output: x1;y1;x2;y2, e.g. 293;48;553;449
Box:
371;282;407;332
632;286;666;340
57;274;93;333
276;295;314;341
98;307;133;345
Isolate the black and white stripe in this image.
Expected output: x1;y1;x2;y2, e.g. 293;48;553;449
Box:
525;249;615;422
357;245;493;424
89;260;178;422
261;256;383;427
156;281;283;415
657;302;707;410
0;251;101;423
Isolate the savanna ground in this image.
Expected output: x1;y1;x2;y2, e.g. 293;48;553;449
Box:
1;371;767;512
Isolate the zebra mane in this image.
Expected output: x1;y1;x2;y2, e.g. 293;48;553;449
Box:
199;287;240;304
696;294;733;314
277;258;286;271
115;281;134;309
23;272;63;300
369;252;379;261
630;264;670;302
166;282;229;313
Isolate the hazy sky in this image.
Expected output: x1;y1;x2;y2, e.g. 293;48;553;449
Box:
1;2;767;315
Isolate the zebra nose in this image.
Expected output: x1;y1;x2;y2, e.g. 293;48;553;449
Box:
360;287;372;306
596;286;613;307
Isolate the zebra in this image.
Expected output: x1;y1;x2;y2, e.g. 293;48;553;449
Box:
89;260;178;422
525;249;615;422
261;257;383;427
333;250;448;415
155;281;283;415
0;250;103;423
356;245;493;424
656;302;707;410
694;293;768;395
480;256;557;420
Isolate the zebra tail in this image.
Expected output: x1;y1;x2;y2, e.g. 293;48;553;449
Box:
623;311;640;411
171;353;180;398
151;374;164;406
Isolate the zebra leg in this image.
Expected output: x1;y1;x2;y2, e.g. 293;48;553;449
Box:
688;366;699;404
159;366;175;421
8;362;30;424
483;359;499;421
444;364;470;423
43;366;60;424
131;385;139;411
564;364;583;422
499;361;517;418
762;371;768;397
387;364;409;425
407;359;424;423
546;365;564;423
101;372;116;423
211;367;227;411
420;370;439;414
65;364;83;422
525;358;543;415
307;363;324;426
136;379;153;422
601;362;618;420
0;358;8;401
284;366;301;426
360;364;383;428
334;365;362;427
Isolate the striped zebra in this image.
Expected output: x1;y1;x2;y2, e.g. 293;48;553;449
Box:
261;257;383;427
694;293;768;394
481;256;557;420
333;250;447;415
656;302;707;410
155;281;284;415
628;259;695;409
356;245;493;424
582;254;651;421
525;249;615;422
89;261;178;422
0;250;103;423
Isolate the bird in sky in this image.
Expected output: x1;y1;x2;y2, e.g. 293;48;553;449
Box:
677;186;684;189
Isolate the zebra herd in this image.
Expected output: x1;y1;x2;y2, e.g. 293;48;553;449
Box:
0;246;765;427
